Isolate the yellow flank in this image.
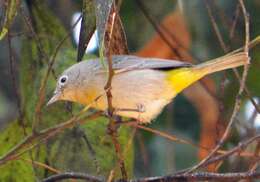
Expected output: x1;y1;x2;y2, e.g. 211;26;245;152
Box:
166;68;207;94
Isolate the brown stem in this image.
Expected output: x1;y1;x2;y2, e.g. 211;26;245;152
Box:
104;6;127;180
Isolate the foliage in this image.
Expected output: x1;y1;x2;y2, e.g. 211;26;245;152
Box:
0;0;133;180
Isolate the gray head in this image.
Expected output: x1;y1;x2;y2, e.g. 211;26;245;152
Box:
47;62;88;106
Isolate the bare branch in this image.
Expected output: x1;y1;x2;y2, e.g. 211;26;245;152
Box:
125;122;258;158
7;32;25;131
0;111;101;166
40;171;260;182
104;4;128;179
203;0;229;52
40;134;260;181
229;2;240;39
135;0;182;59
41;172;103;182
20;158;60;174
186;0;250;172
131;171;260;182
33;14;83;131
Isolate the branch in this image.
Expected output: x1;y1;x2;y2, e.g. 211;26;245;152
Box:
0;110;101;166
33;14;83;131
125;122;258;158
41;172;103;182
186;0;251;173
204;0;229;52
40;132;260;182
41;171;260;182
135;0;183;59
191;134;260;169
103;3;128;180
7;32;25;130
132;171;260;182
20;6;52;74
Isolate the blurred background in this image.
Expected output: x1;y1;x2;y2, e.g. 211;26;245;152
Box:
0;0;259;180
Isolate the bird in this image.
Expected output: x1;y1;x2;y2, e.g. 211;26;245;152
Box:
47;53;249;123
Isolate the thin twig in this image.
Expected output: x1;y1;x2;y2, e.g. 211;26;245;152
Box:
228;36;260;113
41;172;103;182
79;127;100;174
202;0;231;170
7;32;25;131
104;8;128;180
203;0;229;145
110;127;137;175
33;14;82;131
186;0;250;173
20;6;54;75
136;131;151;176
21;158;61;174
248;141;260;173
9;31;28;37
135;0;182;59
136;0;260;115
227;37;260;113
40;135;260;182
204;0;229;52
125;122;256;158
0;110;101;166
229;2;240;39
238;0;250;92
131;171;260;181
229;36;260;54
202;1;259;117
196;134;260;169
8;29;40;178
107;170;115;182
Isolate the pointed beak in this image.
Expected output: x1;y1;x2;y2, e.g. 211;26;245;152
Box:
46;91;60;106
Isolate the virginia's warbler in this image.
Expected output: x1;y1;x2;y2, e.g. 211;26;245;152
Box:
47;53;248;123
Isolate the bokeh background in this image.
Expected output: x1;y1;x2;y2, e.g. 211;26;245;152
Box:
0;0;259;180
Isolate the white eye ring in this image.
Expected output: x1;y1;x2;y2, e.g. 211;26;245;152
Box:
59;75;68;86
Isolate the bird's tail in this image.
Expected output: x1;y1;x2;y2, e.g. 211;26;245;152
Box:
166;52;249;94
193;52;249;75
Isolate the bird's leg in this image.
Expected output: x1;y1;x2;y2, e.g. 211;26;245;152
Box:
105;112;122;136
105;104;145;134
114;104;146;124
114;103;146;113
104;103;145;119
119;120;140;126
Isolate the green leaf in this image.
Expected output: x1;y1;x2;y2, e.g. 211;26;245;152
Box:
0;0;20;40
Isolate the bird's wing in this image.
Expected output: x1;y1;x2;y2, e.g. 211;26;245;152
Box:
110;55;192;71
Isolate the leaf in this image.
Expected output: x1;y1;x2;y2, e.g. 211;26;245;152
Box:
77;0;96;62
104;3;129;55
0;1;134;179
0;0;20;40
94;0;128;60
94;0;114;49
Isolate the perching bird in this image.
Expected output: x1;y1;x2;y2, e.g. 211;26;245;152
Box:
47;53;248;123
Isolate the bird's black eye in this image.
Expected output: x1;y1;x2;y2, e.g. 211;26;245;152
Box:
59;75;68;85
61;77;66;83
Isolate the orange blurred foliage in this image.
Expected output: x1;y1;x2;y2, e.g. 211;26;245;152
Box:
136;10;224;171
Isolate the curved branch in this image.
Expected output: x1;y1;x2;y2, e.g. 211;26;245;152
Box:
131;171;260;182
41;172;103;182
41;171;260;182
